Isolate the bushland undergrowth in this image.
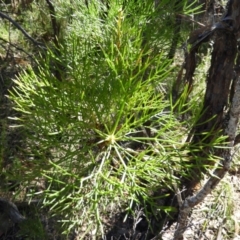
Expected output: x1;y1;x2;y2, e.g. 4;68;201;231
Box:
0;0;236;239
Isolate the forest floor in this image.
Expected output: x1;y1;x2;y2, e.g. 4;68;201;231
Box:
161;172;240;240
1;172;240;240
102;168;240;240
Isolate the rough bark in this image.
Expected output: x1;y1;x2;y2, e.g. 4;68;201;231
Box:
184;0;239;193
168;1;183;59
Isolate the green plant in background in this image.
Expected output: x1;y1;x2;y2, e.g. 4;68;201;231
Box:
18;210;47;240
7;0;212;238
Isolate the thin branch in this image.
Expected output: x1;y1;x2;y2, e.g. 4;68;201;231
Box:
176;13;205;27
0;37;36;62
45;0;63;81
45;0;59;47
0;11;45;48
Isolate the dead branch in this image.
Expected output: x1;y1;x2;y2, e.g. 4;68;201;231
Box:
45;0;60;47
0;11;45;48
45;0;63;81
0;37;35;61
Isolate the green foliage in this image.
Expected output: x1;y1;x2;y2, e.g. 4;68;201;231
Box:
7;0;222;237
10;36;182;237
18;212;47;240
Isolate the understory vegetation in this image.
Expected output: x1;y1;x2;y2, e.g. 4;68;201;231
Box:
0;0;238;239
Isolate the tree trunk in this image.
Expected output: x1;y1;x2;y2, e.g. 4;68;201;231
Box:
186;29;237;191
174;0;240;238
